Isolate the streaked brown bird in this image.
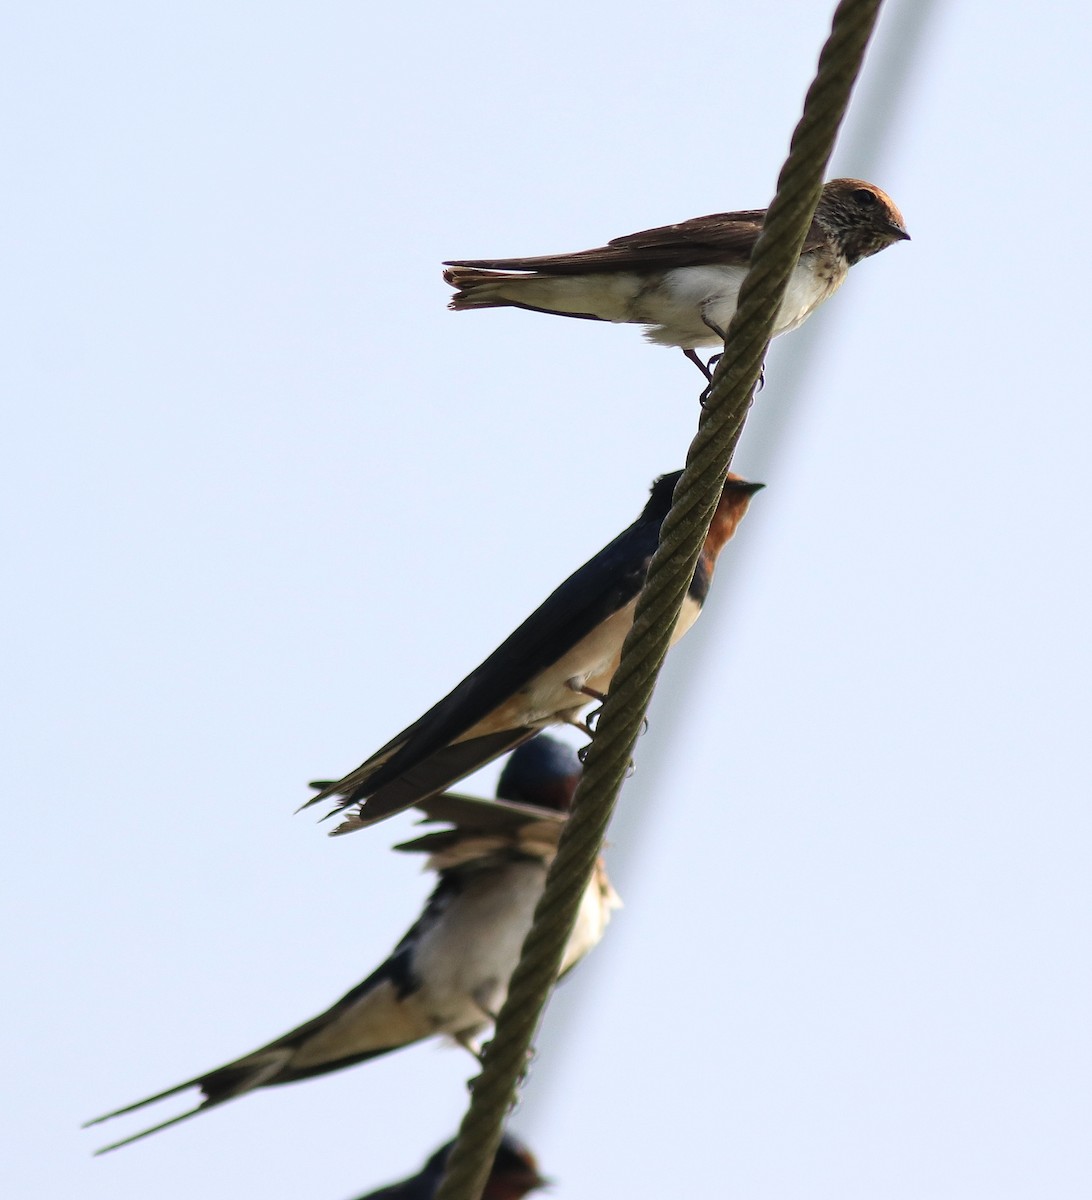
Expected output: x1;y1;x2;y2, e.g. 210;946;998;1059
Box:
445;178;908;375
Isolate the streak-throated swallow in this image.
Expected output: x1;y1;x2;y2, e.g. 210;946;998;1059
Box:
349;1132;548;1200
305;471;762;833
444;178;908;375
84;736;618;1154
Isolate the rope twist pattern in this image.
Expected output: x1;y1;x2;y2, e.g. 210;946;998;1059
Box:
435;3;884;1195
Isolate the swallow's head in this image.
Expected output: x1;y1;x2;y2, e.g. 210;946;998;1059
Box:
817;178;909;264
498;735;582;812
423;1134;548;1200
703;473;764;559
646;469;684;514
485;1134;550;1200
642;470;761;561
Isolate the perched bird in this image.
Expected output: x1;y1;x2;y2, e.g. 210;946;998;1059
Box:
306;470;762;833
445;178;908;375
350;1132;548;1200
84;736;619;1154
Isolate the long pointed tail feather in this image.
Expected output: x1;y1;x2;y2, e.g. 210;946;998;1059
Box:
82;1077;200;1129
91;1103;212;1156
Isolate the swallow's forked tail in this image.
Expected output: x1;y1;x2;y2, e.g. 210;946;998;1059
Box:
86;1101;209;1156
325;727;540;835
83;1053;288;1154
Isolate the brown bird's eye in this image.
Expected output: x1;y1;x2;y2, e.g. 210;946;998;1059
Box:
852;187;878;205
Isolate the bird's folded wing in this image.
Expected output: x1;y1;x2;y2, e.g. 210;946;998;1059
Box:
445;209;827;274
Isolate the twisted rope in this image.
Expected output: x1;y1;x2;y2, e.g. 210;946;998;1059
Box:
434;2;884;1195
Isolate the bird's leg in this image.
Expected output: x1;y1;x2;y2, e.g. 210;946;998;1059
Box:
702;313;769;392
697;318;731;405
701;316;728;342
459;997;535;1083
455;1030;486;1063
683;347;714;381
471;986;501;1026
566;679;607;732
456;991;503;1064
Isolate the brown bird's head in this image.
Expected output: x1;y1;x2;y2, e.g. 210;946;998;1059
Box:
816;178;909;265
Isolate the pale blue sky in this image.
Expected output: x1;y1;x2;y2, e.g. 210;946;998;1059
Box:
4;2;1091;1197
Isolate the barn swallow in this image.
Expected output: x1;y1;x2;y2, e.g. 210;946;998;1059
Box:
445;178;908;375
350;1132;548;1200
304;470;762;834
84;736;618;1154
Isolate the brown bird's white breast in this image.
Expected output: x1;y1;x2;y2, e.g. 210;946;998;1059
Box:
647;249;847;348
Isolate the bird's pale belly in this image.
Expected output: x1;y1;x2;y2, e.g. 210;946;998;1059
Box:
413;861;547;1027
643;254;847;348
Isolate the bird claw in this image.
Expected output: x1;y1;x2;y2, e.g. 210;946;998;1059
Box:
564;714;594;738
698;355;766;406
464;1042;535;1094
564;679;606;734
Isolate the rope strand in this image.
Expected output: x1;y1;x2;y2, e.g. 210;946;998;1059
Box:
434;3;884;1196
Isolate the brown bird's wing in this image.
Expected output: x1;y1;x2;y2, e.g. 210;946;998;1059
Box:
445;209;830;274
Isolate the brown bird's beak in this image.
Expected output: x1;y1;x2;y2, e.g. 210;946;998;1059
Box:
887;222;911;242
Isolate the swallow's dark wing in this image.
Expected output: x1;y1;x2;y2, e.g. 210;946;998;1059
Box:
445;210;828;274
410;792;566;832
350;1135;542;1200
321;728;542;834
393;794;564;855
305;503;664;827
352;1144;452;1200
85;938;431;1153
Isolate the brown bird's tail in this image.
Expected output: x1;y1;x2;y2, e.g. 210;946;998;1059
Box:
444;266;533;310
443;266;609;322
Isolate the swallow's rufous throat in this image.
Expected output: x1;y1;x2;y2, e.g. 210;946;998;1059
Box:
350;1132;547;1200
84;737;618;1153
304;471;762;833
444;178;908;375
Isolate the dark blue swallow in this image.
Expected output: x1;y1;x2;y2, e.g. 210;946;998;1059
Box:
83;736;617;1154
305;470;763;834
350;1132;547;1200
